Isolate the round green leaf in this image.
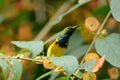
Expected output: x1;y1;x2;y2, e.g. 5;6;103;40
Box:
0;58;8;80
95;33;120;68
11;57;22;80
110;0;120;22
49;55;78;76
79;59;96;72
12;41;44;58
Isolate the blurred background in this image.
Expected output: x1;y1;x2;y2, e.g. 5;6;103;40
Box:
0;0;120;80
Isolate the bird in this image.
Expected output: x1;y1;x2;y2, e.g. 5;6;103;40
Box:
47;25;79;57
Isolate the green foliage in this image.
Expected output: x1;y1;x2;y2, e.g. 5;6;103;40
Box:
79;59;96;72
0;0;120;80
16;10;34;21
95;33;120;68
0;56;22;80
0;15;5;24
0;50;5;54
11;57;22;80
56;76;69;80
0;0;4;10
110;0;120;22
75;71;83;79
92;4;110;18
49;55;78;76
12;41;44;58
18;49;31;54
0;57;8;79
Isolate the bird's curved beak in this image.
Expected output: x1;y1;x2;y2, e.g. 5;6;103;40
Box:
72;25;82;30
72;25;80;30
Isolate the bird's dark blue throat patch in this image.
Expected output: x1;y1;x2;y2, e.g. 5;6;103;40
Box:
56;34;69;48
56;26;77;48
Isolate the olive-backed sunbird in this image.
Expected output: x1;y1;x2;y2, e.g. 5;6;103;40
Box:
47;26;78;57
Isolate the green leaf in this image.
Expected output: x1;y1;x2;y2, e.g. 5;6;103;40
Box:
95;33;120;68
78;59;96;72
92;4;110;18
65;30;89;58
18;49;31;54
0;15;5;24
110;0;120;22
57;76;69;80
0;57;8;80
0;50;5;54
11;57;22;80
75;71;83;79
52;0;90;25
12;41;44;58
0;0;4;10
49;55;78;76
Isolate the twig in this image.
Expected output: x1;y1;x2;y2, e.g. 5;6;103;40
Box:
17;57;34;61
71;74;81;79
16;56;44;64
33;0;90;41
81;11;111;64
33;0;74;41
35;70;54;80
71;11;111;80
44;31;62;45
6;59;14;80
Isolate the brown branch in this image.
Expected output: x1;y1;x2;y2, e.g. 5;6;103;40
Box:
33;0;74;41
71;11;111;80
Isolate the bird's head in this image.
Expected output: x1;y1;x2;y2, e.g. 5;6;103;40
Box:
62;25;79;36
58;25;79;47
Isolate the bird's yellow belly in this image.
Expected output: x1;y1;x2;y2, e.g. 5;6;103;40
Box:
47;40;66;57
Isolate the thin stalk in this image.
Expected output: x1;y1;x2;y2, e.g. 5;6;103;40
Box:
71;11;111;80
33;0;74;41
36;70;54;80
81;11;111;64
33;0;90;41
17;57;34;61
17;56;43;63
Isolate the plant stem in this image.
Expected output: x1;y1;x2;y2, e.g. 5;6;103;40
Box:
36;70;54;80
33;0;74;41
81;11;111;64
71;11;111;80
17;57;34;61
16;56;43;63
33;0;90;41
44;31;62;45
